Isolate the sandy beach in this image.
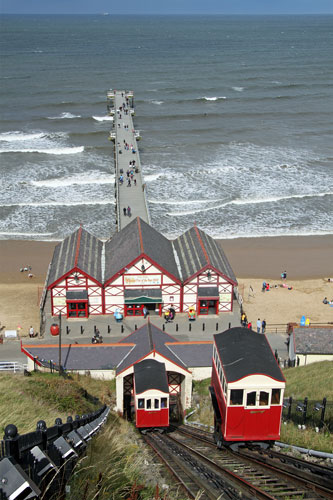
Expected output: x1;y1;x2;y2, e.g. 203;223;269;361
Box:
0;235;332;335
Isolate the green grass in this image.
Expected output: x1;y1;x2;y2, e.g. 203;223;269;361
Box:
283;361;333;400
0;372;182;499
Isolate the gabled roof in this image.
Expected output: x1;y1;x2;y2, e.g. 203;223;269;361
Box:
134;359;169;394
167;341;213;367
47;226;103;286
104;217;180;283
214;327;285;383
173;225;237;283
116;323;188;375
21;344;134;370
293;327;333;354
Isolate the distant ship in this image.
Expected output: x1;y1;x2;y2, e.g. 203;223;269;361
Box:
102;13;109;16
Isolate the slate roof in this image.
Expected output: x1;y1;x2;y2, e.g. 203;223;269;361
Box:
47;227;103;286
104;217;180;283
173;226;237;284
293;327;333;354
214;327;285;383
22;344;133;370
167;342;213;367
116;323;188;375
134;359;169;394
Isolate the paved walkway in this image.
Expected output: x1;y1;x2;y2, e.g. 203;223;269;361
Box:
108;90;150;230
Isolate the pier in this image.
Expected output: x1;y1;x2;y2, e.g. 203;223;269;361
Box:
107;90;150;231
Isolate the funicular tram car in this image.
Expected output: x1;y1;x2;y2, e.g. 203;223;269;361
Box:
210;327;285;449
133;359;169;432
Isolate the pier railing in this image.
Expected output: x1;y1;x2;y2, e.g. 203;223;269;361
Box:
0;405;109;499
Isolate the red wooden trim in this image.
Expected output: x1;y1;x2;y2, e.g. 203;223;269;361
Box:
194;225;210;265
105;253;182;287
48;267;103;290
21;346;42;366
183;264;237;287
74;225;82;267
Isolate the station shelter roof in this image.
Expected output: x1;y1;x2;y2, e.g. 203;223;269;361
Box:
104;217;180;283
47;218;237;289
214;327;285;383
134;359;169;394
47;226;103;286
173;226;237;283
22;324;214;374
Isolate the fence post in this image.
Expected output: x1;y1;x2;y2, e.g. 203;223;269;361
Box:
303;397;308;425
216;323;218;331
3;424;19;460
108;325;111;333
228;322;231;329
287;396;293;421
321;397;327;428
176;324;178;331
202;323;205;331
189;323;191;331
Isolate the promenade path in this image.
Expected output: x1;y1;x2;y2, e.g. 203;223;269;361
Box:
107;89;150;231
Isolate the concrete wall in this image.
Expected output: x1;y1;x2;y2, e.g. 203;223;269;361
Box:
296;354;333;366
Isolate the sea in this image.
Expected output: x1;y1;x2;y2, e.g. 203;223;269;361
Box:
0;14;332;241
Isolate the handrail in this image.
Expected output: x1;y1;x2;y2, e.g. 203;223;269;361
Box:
0;361;27;372
0;405;110;498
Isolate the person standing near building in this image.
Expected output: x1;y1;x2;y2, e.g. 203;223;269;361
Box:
256;318;261;333
29;326;34;338
143;306;148;319
261;319;266;334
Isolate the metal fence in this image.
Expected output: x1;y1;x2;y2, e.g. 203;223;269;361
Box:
282;397;333;431
0;361;27;373
0;405;109;499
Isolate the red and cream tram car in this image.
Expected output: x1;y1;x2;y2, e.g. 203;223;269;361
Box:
133;359;169;432
210;327;285;449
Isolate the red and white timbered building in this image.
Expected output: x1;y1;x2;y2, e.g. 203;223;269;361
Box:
47;227;103;318
45;217;237;319
173;226;237;315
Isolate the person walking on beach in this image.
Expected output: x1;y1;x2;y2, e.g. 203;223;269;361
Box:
261;319;266;334
281;270;287;280
29;326;35;338
127;179;131;187
256;318;261;333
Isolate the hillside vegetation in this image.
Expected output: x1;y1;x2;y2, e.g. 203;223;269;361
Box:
0;372;175;499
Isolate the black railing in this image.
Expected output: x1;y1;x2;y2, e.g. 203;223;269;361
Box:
0;405;109;499
282;397;332;431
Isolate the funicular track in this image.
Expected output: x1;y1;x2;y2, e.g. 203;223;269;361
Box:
164;425;333;499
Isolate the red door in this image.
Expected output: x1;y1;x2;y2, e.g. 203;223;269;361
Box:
67;301;88;318
125;304;144;316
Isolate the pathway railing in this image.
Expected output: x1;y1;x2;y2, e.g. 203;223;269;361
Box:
0;361;27;373
0;405;109;499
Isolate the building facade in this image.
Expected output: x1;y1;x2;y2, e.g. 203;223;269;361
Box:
45;218;237;319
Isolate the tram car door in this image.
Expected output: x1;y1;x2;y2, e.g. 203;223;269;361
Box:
133;359;169;432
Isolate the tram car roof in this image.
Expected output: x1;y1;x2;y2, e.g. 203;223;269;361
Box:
134;359;169;395
214;327;285;383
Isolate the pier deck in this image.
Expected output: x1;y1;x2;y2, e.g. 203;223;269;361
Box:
107;90;150;231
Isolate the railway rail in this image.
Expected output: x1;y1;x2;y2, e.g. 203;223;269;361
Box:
144;425;333;499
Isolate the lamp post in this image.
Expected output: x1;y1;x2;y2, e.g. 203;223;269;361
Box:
58;313;62;376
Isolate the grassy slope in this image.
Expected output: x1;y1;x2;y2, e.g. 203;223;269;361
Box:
191;361;333;453
0;372;177;499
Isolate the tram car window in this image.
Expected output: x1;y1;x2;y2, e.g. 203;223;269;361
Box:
210;327;285;450
133;359;169;432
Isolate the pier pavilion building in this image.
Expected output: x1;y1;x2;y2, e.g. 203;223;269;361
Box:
43;217;237;319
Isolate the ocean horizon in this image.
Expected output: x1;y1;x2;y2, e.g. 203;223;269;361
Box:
0;14;332;240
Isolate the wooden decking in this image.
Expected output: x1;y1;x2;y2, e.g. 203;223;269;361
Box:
107;89;150;231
